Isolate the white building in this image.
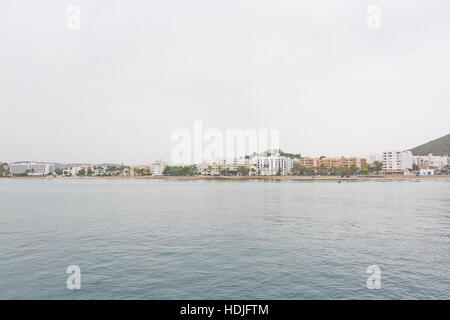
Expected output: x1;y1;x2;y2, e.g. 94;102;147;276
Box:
196;159;220;175
62;165;93;176
413;154;448;170
151;160;167;176
197;158;256;175
420;168;437;175
255;155;293;176
381;151;413;172
9;162;55;176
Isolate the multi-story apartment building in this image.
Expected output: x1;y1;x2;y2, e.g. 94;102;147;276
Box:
151;160;167;176
197;158;255;175
131;164;152;176
130;161;167;176
255;155;293;176
9;162;55;176
413;154;448;170
297;158;318;169
297;157;368;170
348;157;368;169
196;160;220;175
381;151;413;173
62;165;94;176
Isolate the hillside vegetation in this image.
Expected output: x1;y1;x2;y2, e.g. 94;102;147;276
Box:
409;134;450;156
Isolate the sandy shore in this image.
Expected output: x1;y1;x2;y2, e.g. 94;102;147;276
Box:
3;175;450;181
135;175;450;181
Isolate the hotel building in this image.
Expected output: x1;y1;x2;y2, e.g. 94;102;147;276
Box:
255;155;293;176
151;160;167;176
297;157;368;170
197;158;255;175
381;151;413;174
9;162;55;176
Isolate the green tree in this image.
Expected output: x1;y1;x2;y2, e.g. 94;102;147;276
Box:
106;166;118;172
293;162;301;175
373;161;383;173
0;163;10;176
219;168;238;176
340;166;350;176
330;166;339;176
237;166;249;176
279;150;302;159
304;167;314;176
318;163;327;175
349;165;359;175
163;165;198;176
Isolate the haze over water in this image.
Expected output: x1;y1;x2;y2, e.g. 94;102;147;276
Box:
0;179;449;299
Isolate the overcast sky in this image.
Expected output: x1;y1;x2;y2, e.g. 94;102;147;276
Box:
1;0;449;164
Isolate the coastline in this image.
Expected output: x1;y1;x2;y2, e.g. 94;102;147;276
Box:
2;175;450;181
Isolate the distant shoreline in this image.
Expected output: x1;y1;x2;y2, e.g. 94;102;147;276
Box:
2;175;450;181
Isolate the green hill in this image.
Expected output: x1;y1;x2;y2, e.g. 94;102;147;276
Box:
409;134;450;156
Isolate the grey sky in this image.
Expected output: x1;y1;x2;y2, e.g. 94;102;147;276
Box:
1;0;449;164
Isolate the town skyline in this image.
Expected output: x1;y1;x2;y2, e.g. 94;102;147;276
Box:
3;149;449;178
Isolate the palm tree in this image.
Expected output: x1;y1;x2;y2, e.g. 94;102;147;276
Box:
317;164;327;175
373;161;383;174
350;165;359;175
330;166;338;176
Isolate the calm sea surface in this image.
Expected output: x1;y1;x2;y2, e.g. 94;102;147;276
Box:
0;178;449;299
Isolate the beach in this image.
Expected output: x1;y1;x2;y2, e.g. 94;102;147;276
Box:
3;175;450;181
